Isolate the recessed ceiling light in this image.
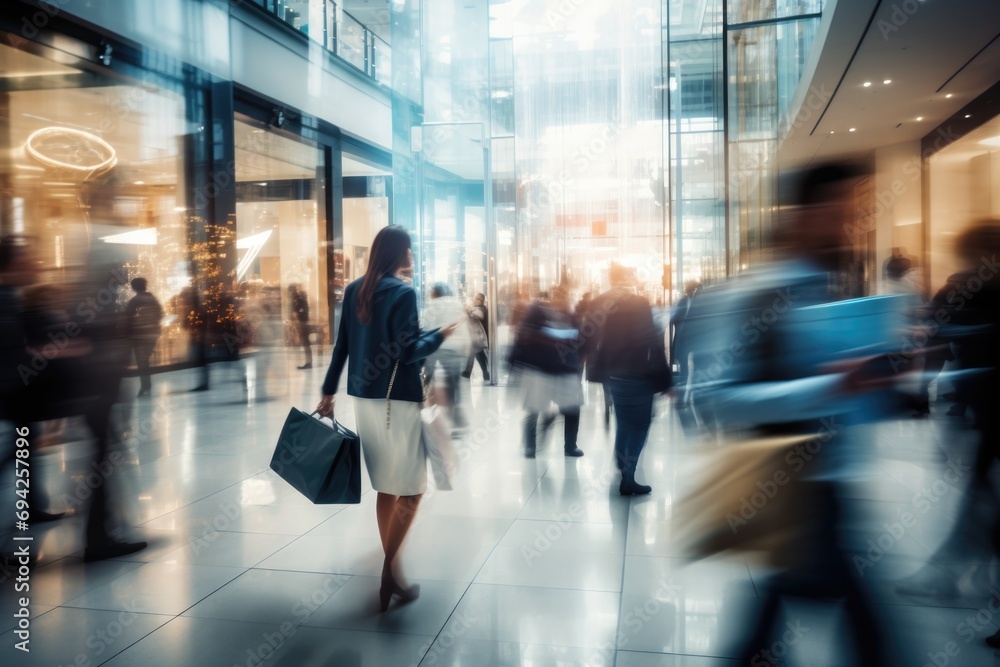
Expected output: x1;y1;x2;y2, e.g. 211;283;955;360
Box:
916;117;924;121
134;180;144;185
849;128;856;132
830;131;835;134
946;93;953;99
965;114;972;119
863;82;872;87
883;79;892;85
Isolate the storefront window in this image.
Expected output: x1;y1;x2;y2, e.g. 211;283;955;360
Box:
928;113;1000;290
341;153;390;286
234;114;329;347
0;38;190;366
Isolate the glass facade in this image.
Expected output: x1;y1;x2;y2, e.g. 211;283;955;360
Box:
0;33;192;365
0;8;395;375
249;0;391;84
726;3;824;270
233;114;329;347
386;0;826;335
668;0;727;288
0;0;830;379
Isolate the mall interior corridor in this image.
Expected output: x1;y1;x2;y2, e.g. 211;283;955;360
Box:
0;354;996;666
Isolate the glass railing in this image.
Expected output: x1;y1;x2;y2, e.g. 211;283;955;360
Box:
250;0;390;85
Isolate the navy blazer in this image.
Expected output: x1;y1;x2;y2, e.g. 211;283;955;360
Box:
322;276;444;402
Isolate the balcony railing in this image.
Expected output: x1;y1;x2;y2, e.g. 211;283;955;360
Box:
251;0;390;86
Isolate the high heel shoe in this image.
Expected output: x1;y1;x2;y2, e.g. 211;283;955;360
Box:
391;580;420;605
379;568;421;612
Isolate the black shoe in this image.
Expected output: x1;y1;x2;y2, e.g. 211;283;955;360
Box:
620;479;652;496
29;509;66;523
524;448;536;459
298;364;312;370
137;388;150;397
483;374;491;383
564;447;584;457
84;541;148;562
191;385;209;392
461;371;472;379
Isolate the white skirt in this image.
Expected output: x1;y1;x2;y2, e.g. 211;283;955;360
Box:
354;398;427;496
516;368;584;413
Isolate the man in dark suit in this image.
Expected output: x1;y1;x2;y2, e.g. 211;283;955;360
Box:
590;265;670;494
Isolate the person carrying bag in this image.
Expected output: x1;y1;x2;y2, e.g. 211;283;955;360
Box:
315;226;458;612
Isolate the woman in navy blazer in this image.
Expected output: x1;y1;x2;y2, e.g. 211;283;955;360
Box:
317;226;456;611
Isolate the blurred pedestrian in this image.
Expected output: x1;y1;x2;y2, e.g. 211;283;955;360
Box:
894;222;1000;621
693;162;897;666
509;286;584;458
463;292;490;382
125;277;162;397
288;284;312;369
423;283;470;428
591;265;671;495
181;285;209;391
316;225;457;611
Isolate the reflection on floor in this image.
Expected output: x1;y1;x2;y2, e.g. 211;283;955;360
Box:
1;351;999;666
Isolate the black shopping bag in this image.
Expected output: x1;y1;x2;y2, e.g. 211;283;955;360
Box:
270;408;362;504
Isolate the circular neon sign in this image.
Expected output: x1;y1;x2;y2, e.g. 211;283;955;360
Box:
24;126;118;174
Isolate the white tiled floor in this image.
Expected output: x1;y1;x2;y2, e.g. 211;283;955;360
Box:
1;351;1000;665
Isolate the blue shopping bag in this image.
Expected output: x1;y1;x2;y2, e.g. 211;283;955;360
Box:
270;408;362;504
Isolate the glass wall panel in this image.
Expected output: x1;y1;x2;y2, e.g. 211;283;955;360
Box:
338;10;367;72
726;13;822;271
390;0;490;304
728;0;823;24
233;115;329;348
668;0;726;289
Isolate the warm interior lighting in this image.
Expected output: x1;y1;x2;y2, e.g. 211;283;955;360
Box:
100;228;158;245
863;82;872;87
916;117;924;121
979;136;1000;148
945;93;954;98
236;229;273;280
883;79;892;85
849;128;856;132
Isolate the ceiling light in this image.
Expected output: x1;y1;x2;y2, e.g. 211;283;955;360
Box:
883;80;892;85
916;116;924;121
863;82;872;87
829;131;835;134
945;93;953;99
134;180;144;185
980;136;1000;148
849;128;856;132
965;114;972;119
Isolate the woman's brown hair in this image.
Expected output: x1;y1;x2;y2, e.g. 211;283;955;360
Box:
356;225;412;325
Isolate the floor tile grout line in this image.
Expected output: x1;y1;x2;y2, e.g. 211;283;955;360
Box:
409;464;549;666
611;495;632;667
